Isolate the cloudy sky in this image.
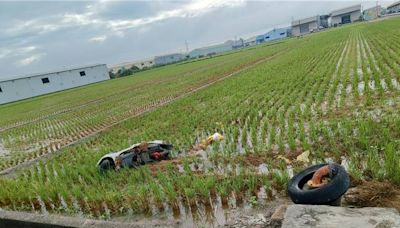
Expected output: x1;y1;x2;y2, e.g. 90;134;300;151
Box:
0;0;390;79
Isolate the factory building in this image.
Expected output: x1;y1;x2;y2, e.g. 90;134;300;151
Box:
291;16;323;36
330;5;361;26
232;39;245;49
363;5;383;20
244;36;257;47
110;58;154;74
154;53;185;65
255;27;290;43
387;1;400;13
0;64;109;105
189;41;233;58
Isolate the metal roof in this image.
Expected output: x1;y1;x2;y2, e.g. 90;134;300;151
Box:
387;1;400;9
330;4;361;17
291;16;318;26
0;63;106;83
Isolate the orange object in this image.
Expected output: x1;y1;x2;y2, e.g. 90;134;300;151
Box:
307;165;330;188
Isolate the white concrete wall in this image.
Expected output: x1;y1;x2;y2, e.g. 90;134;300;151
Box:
331;11;361;25
0;64;109;105
291;25;301;36
292;21;319;36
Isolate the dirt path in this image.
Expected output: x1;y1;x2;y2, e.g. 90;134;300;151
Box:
0;50;288;177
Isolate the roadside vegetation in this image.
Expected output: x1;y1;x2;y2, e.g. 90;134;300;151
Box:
0;17;399;219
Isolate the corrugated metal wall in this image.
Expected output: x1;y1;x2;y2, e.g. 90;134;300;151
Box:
0;64;109;105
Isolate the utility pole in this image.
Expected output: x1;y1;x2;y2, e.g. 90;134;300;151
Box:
185;40;189;53
376;1;379;18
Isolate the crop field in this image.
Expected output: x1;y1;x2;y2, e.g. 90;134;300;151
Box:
0;17;400;222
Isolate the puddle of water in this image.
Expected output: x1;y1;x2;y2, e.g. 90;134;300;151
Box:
321;101;328;115
36;196;49;215
346;84;352;95
358;81;365;94
341;156;349;171
287;165;294;178
110;190;277;227
258;163;269;174
391;78;400;90
380;79;387;91
0;140;10;156
368;80;375;91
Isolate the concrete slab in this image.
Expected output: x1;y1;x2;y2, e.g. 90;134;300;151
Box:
282;205;400;228
0;209;177;228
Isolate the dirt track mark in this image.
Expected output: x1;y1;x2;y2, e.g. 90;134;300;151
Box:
0;57;245;133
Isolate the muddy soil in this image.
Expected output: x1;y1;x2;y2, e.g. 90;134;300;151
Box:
344;180;400;212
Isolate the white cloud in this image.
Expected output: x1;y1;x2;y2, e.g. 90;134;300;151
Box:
105;0;246;31
58;0;246;31
18;53;45;66
15;46;37;55
0;49;12;59
89;35;107;42
0;46;38;60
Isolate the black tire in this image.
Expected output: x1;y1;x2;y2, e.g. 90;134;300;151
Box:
287;163;350;205
99;159;115;172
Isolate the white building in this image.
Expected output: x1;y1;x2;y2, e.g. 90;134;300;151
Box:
0;64;109;105
387;1;400;14
291;16;322;36
110;58;154;74
363;5;383;21
189;41;234;58
330;5;361;26
244;36;257;47
154;53;185;65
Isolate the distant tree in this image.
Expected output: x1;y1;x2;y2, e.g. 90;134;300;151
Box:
109;71;116;79
129;65;140;72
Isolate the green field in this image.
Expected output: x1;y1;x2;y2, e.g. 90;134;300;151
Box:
0;17;399;219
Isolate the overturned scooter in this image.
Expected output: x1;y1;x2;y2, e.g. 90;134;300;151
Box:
287;163;350;206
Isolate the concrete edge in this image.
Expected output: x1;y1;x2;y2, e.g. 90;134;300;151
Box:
0;209;175;228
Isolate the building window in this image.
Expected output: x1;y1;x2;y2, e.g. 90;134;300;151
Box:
280;32;285;35
42;78;50;84
80;71;86;76
0;86;2;93
265;36;270;39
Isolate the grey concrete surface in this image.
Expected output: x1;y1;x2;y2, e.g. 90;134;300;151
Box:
0;209;176;228
281;205;400;228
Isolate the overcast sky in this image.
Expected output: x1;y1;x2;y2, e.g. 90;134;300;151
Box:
0;0;393;79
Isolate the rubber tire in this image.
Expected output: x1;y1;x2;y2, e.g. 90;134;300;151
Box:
99;159;115;172
287;163;350;205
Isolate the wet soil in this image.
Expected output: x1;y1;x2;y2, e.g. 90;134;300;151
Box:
344;180;400;212
111;196;291;227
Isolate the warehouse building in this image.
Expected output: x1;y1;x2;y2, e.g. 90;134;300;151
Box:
291;16;323;36
256;27;290;43
330;5;361;26
387;1;400;13
189;41;233;58
232;39;245;49
363;5;383;21
244;36;257;47
154;53;185;65
0;64;109;105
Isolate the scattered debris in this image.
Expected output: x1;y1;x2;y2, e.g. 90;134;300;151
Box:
97;140;172;171
296;150;310;163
